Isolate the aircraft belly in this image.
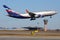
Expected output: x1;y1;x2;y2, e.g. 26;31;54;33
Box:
11;15;30;19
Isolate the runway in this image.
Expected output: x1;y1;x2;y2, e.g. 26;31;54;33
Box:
0;36;60;40
0;30;60;36
0;30;60;40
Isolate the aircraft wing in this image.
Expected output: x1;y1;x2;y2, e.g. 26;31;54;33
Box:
26;9;36;20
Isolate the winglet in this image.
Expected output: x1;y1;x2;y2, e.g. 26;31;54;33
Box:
26;9;29;13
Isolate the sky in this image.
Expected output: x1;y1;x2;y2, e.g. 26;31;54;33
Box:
0;0;60;29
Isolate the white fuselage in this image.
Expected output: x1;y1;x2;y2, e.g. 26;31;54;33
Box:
3;5;57;20
19;11;57;18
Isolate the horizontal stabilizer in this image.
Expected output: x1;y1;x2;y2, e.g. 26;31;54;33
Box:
3;5;11;9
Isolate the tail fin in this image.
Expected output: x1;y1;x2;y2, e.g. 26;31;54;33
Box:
3;5;18;16
3;5;11;9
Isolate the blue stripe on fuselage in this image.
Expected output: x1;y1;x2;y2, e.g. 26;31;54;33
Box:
7;10;30;19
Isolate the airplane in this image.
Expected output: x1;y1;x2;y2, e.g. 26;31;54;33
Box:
23;26;43;31
22;26;44;33
3;5;57;20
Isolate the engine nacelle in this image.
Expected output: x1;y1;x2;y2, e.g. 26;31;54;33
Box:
35;14;41;18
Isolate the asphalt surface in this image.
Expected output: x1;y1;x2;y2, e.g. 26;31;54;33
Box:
0;30;60;36
0;36;60;40
0;30;60;40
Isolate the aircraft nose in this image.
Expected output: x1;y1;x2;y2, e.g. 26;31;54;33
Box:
53;11;57;15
